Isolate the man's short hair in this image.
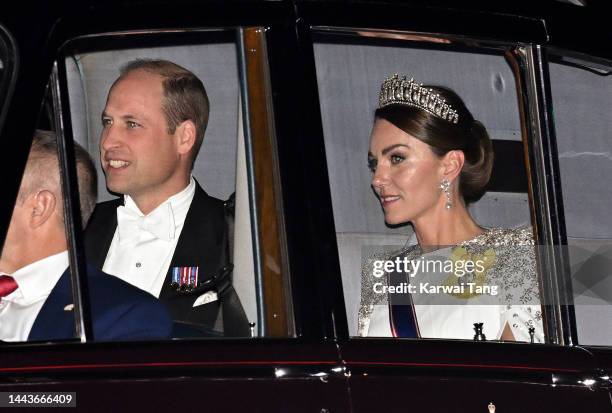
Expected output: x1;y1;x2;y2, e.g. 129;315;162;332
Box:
20;130;98;225
118;59;210;169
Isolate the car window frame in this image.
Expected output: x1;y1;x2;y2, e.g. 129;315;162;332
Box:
307;25;576;346
45;26;293;343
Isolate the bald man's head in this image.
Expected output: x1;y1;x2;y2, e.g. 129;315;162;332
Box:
18;130;97;225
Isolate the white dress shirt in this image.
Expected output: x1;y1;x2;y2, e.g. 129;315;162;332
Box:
102;177;196;298
0;251;69;342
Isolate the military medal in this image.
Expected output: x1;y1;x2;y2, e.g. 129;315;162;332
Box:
171;266;199;291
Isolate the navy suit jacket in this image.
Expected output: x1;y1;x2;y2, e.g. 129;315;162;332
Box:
28;265;172;342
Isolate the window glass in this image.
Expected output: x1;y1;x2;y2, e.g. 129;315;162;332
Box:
0;28;292;343
0;85;96;342
548;52;612;345
62;30;291;339
313;31;543;343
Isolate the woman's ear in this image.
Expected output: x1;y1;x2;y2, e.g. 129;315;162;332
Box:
30;190;57;229
441;150;465;182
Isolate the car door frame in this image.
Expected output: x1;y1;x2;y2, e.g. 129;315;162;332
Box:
293;0;612;411
0;2;351;412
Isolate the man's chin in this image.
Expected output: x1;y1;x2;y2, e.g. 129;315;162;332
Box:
106;182;128;196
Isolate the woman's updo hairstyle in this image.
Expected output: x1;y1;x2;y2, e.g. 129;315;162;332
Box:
375;82;493;204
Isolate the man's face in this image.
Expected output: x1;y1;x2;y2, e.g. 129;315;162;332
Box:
100;69;184;208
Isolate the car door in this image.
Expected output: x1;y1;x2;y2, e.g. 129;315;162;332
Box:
0;2;350;411
296;1;612;411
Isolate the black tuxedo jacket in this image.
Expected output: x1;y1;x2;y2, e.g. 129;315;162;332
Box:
84;182;249;336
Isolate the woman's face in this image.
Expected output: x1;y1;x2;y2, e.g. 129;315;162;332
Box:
368;118;444;225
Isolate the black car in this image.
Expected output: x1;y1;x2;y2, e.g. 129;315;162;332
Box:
1;0;611;411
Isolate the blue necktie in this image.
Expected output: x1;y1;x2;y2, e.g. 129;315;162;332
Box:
388;267;419;338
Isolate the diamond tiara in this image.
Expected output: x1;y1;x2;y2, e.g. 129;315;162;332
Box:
378;74;459;124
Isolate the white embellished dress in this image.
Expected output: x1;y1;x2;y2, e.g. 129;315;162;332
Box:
357;227;544;343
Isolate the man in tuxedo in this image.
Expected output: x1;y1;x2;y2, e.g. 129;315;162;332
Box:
85;59;248;336
0;130;172;342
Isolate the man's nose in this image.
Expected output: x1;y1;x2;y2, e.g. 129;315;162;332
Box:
100;125;120;151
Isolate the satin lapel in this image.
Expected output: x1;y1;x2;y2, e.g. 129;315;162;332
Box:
84;198;122;268
28;269;75;341
158;182;226;300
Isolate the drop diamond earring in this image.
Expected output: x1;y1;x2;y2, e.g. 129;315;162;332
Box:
440;178;452;209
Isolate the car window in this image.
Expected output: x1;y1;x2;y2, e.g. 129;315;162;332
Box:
0;86;91;343
548;50;612;346
312;29;545;343
0;28;293;343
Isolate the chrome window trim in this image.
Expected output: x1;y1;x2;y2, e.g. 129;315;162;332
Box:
311;26;531;51
518;45;576;345
547;47;612;75
51;61;93;343
56;27;238;47
237;27;266;336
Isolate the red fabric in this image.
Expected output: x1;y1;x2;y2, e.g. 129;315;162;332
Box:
0;275;18;298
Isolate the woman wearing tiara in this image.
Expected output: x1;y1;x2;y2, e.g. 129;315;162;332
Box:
358;74;543;342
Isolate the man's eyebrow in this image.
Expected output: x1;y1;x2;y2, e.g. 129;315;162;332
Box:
381;144;410;155
101;112;141;120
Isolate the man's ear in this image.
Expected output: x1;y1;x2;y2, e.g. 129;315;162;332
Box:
30;190;58;229
175;120;197;156
440;150;465;182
